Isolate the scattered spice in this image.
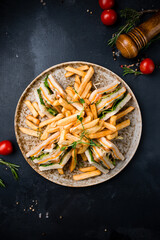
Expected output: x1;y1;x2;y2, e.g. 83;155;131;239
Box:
46;212;49;218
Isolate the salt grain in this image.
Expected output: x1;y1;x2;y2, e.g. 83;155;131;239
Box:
39;213;42;218
46;212;49;218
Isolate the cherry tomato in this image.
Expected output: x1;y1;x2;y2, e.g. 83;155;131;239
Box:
140;58;155;74
99;0;115;9
101;9;117;26
0;140;13;155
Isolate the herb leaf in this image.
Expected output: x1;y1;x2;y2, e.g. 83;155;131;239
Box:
60;146;67;151
37;89;45;105
80;98;85;104
122;66;143;76
0;159;20;181
0;178;5;188
47;107;58;116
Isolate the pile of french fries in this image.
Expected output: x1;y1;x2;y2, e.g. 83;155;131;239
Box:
19;65;134;181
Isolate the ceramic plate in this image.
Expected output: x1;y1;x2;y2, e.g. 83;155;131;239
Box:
14;61;142;187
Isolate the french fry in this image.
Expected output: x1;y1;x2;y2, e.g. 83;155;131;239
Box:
81;81;92;99
75;75;81;84
32;102;45;118
81;153;87;161
61;107;67;113
47;126;60;133
39;113;64;128
77;66;94;95
53;100;60;106
70;118;99;132
86;92;91;99
89;119;130;138
107;131;118;140
66;133;80;142
59;129;67;144
79;166;97;172
26;115;40;125
64;122;76;130
19;127;39;137
110;116;117;126
73;170;101;181
74;76;80;91
74;82;79;92
25;119;39;131
116;119;130;131
57;111;84;126
77;144;89;154
60;140;73;146
104;122;117;131
73;116;92;127
115;106;135;120
65;66;86;77
65;65;89;77
89;129;113;139
65;111;71;117
40;125;51;140
70;149;77;172
85;125;102;135
59;98;75;111
86;112;93;120
25;100;38;117
84;99;91;105
58;169;64;175
65;88;75;98
90;104;97;119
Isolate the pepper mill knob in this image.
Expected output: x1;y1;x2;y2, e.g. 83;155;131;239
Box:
116;10;160;58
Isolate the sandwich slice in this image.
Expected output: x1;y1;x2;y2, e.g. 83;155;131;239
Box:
47;74;67;98
98;137;124;160
26;132;60;159
89;79;120;103
96;87;126;114
85;148;109;174
35;88;58;118
39;147;72;171
91;145;115;170
99;93;131;121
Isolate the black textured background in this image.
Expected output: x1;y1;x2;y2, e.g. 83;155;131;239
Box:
0;0;160;239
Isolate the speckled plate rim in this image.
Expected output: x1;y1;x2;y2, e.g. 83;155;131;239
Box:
14;61;142;187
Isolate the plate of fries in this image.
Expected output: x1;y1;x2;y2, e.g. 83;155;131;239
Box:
15;61;142;187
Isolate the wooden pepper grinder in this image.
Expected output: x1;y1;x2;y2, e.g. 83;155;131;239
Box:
116;10;160;58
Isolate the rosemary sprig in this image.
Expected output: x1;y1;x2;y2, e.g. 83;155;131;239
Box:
0;158;20;182
0;178;5;188
108;8;158;47
122;66;143;76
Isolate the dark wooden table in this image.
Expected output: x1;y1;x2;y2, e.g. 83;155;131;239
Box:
0;0;160;239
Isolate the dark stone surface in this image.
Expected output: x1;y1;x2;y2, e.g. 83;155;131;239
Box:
0;0;160;239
